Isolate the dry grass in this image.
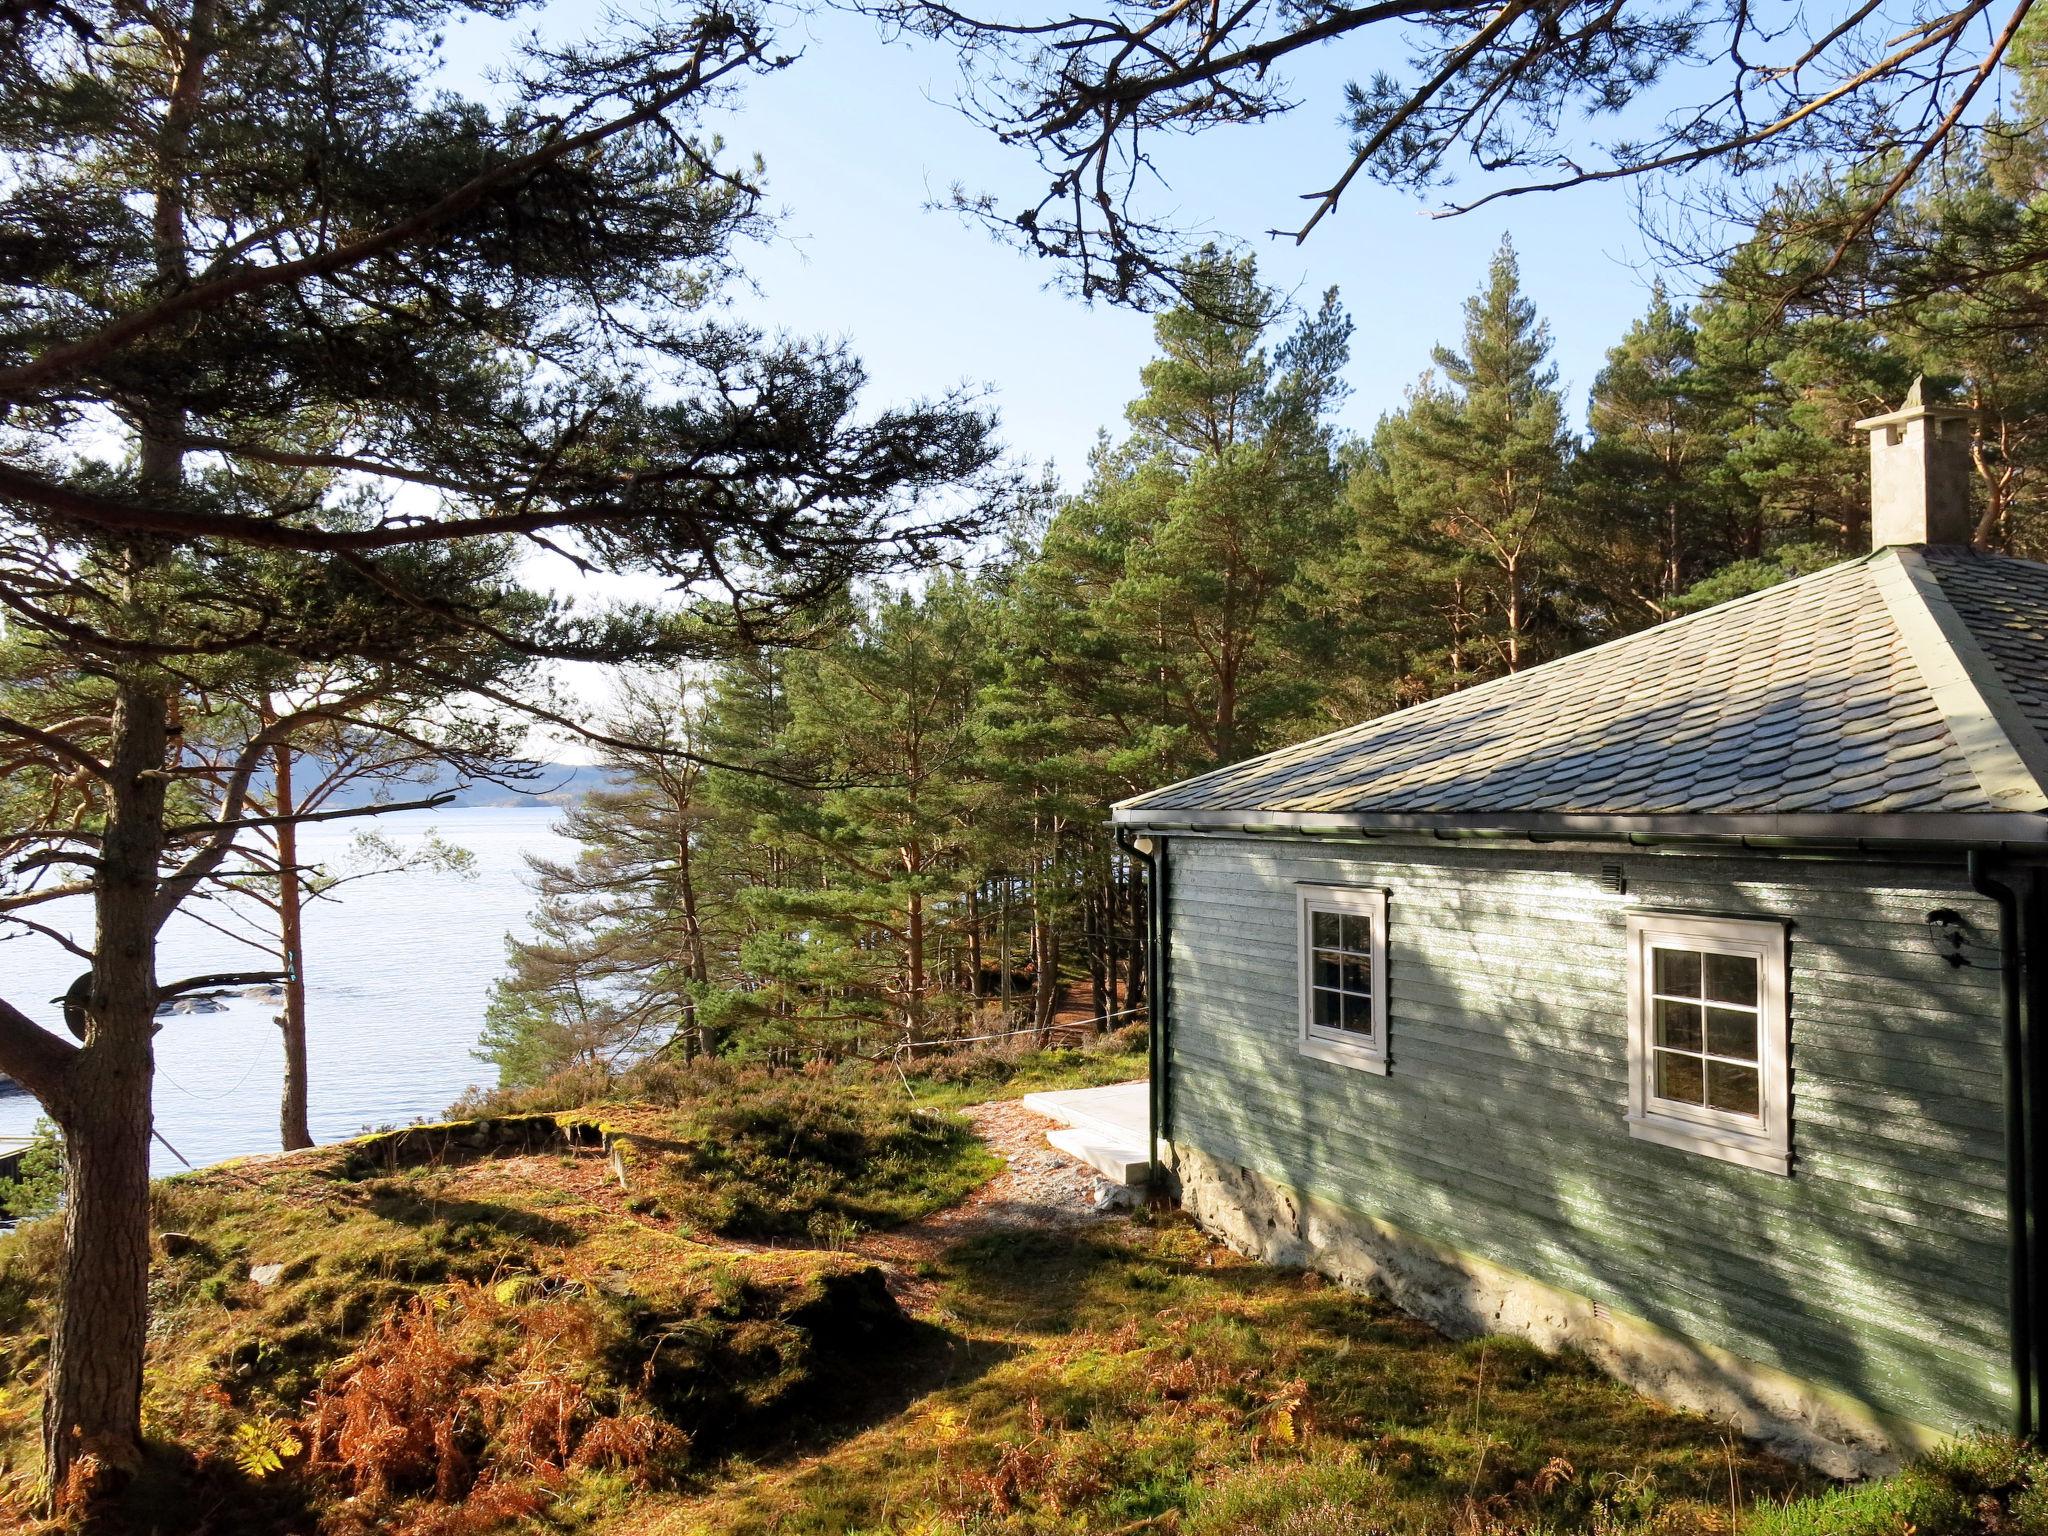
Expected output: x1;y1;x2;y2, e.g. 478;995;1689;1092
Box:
0;1053;1040;1532
3;1035;2036;1536
620;1219;1831;1536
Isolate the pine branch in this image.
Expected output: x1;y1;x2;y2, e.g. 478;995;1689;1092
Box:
0;992;78;1113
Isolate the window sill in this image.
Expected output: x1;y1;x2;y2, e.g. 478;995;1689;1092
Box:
1626;1112;1789;1175
1299;1034;1389;1075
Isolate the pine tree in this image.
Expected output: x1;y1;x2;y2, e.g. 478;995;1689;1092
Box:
1576;286;1734;623
731;579;999;1048
0;3;998;1494
1346;238;1575;689
1025;249;1353;777
484;673;733;1088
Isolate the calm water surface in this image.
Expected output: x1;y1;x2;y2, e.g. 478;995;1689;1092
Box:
0;806;570;1175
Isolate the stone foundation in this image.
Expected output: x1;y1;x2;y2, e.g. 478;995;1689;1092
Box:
1169;1143;1941;1479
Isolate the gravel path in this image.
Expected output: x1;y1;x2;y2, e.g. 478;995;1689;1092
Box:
858;1098;1135;1302
942;1099;1131;1231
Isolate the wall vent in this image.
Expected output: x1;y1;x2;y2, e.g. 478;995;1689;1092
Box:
1600;863;1626;894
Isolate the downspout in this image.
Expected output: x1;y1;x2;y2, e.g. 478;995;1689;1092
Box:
1971;849;2033;1440
2023;866;2048;1439
1117;830;1161;1184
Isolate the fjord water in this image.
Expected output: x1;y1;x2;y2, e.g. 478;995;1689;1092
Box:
0;805;570;1175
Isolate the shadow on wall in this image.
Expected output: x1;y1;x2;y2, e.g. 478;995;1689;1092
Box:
1163;675;2010;1453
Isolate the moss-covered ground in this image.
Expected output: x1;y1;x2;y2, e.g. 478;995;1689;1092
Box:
2;1033;2044;1535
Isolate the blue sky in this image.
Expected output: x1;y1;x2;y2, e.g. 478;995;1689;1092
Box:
439;3;1695;737
449;3;1681;487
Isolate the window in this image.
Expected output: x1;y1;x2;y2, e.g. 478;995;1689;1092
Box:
1297;885;1388;1073
1626;913;1790;1174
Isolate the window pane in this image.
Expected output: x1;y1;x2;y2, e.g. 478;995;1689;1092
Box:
1342;993;1374;1037
1708;1062;1762;1117
1312;988;1342;1030
1656;999;1704;1052
1312;910;1340;948
1705;1007;1758;1062
1654;947;1701;998
1656;1051;1705;1104
1340;913;1372;953
1341;958;1371;997
1704;952;1759;1006
1313;954;1341;990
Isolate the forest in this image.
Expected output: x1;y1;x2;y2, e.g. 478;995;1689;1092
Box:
485;103;2048;1085
3;0;2047;1519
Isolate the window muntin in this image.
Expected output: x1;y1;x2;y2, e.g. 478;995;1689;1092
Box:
1308;909;1376;1040
1625;913;1789;1175
1297;886;1388;1073
1649;945;1762;1119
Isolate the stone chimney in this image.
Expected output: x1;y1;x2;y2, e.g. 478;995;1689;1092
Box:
1853;378;1977;549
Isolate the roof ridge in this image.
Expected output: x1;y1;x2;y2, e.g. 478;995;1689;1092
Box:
1870;548;2048;813
1114;551;1880;812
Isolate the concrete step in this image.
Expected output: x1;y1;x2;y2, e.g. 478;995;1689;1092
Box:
1045;1126;1151;1187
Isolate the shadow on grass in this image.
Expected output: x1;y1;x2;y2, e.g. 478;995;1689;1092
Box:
92;1439;322;1536
683;1266;1022;1473
937;1226;1159;1335
361;1187;581;1249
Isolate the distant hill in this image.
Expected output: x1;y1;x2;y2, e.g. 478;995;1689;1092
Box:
276;762;617;811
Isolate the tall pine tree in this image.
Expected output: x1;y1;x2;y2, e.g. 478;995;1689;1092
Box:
1576;286;1737;624
1345;238;1575;688
1024;250;1353;776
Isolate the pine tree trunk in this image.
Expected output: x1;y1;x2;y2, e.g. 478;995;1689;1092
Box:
965;885;983;1002
1032;921;1058;1043
906;888;926;1041
999;876;1013;1022
45;12;214;1494
1104;870;1121;1023
675;804;712;1055
1031;853;1057;1044
1087;888;1107;1026
274;741;313;1151
43;677;170;1501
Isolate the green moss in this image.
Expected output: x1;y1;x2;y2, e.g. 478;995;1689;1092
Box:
646;1073;1001;1242
35;1035;2036;1536
1744;1435;2048;1536
0;1071;955;1533
680;1216;1826;1536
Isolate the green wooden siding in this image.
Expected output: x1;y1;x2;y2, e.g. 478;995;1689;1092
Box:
1163;836;2012;1434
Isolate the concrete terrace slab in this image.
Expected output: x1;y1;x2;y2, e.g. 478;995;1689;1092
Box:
1020;1080;1151;1187
1020;1080;1148;1142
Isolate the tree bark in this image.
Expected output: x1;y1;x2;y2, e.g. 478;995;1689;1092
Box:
965;884;983;1003
905;884;926;1041
1104;870;1121;1023
675;796;712;1055
273;739;313;1151
1086;886;1107;1025
998;875;1013;1022
43;677;170;1500
1031;851;1058;1044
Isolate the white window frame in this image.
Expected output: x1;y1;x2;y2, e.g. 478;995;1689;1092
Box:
1625;912;1790;1175
1296;884;1389;1074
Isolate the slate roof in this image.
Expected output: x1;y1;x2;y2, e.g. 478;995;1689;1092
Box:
1113;546;2048;840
